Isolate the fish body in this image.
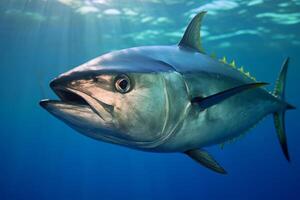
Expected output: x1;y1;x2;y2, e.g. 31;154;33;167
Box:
40;12;294;174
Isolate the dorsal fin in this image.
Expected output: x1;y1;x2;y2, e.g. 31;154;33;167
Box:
178;11;207;53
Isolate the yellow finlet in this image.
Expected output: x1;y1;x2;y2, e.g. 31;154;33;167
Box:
239;66;244;73
220;56;227;64
230;60;236;68
216;55;257;81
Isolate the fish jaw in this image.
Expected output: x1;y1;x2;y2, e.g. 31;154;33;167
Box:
39;82;116;138
39;99;110;132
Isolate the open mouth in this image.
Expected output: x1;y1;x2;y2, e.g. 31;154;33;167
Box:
40;86;90;108
53;87;90;106
40;83;114;123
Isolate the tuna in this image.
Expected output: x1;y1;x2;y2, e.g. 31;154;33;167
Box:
40;11;295;174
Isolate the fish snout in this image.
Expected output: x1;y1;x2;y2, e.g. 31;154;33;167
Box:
39;76;73;109
50;75;71;90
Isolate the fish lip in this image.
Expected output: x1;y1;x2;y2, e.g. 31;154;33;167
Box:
39;99;50;108
39;79;94;111
39;98;90;109
42;83;113;122
46;85;91;107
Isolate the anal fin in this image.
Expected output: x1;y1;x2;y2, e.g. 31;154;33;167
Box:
184;149;227;174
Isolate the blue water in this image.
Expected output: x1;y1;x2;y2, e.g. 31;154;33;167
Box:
1;0;300;199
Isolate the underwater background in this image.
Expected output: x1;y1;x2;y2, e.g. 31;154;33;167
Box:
0;0;300;199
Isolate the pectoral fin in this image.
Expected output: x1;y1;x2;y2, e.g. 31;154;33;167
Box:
185;149;227;174
192;82;268;111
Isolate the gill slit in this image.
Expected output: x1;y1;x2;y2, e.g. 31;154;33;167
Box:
161;76;170;136
149;72;191;148
135;72;183;149
165;72;191;139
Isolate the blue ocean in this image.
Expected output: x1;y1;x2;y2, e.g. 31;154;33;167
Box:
1;0;299;199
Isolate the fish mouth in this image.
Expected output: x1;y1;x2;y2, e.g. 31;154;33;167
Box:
40;87;89;107
40;85;114;123
40;86;90;109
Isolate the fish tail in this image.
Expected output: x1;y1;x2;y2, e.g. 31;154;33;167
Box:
272;57;295;162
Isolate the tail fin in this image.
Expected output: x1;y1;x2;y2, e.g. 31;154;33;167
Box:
273;57;295;162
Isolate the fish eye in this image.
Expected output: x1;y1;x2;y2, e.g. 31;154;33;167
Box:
114;74;131;93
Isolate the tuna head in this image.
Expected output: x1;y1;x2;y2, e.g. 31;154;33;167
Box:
40;50;189;149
